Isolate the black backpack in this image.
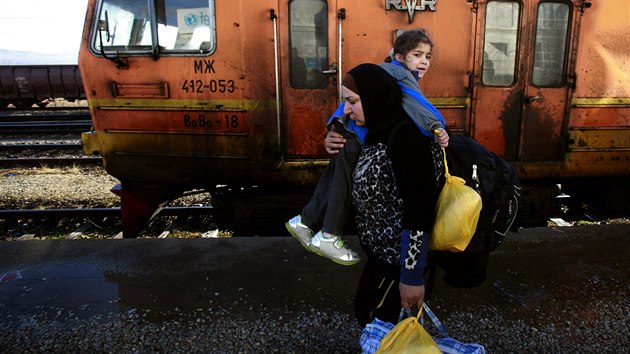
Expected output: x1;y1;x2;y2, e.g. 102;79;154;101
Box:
444;135;521;253
387;123;521;288
430;134;521;288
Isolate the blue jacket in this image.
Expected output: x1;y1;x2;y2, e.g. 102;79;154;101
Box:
328;60;445;144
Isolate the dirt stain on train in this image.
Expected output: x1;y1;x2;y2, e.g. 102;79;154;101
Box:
524;101;562;160
499;89;523;160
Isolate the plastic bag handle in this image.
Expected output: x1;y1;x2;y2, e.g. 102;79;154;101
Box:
397;306;424;323
434;130;450;179
441;146;451;179
440;145;468;186
422;303;450;338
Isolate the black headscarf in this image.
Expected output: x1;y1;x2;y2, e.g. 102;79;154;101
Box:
346;64;409;146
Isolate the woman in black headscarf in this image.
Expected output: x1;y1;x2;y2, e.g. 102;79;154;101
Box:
342;63;444;327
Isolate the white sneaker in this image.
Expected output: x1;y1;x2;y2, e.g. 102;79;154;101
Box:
308;231;361;266
285;215;314;251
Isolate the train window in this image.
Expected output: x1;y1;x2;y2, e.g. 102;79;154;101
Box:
482;1;520;86
289;0;328;89
157;0;216;53
91;0;216;57
532;2;570;87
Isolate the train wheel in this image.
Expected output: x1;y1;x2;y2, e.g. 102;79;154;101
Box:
111;182;184;238
518;183;560;227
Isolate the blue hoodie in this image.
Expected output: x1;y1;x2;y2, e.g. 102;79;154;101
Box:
328;60;445;144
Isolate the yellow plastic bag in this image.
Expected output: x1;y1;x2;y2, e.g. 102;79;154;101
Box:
431;147;482;252
376;308;441;354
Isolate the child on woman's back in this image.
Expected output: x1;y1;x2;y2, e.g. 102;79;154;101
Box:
286;30;449;265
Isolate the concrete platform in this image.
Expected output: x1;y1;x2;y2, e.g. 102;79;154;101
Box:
1;224;628;352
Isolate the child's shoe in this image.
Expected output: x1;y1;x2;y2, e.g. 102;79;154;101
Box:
308;231;361;266
285;215;314;251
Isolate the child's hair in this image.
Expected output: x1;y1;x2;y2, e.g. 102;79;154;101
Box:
385;29;434;62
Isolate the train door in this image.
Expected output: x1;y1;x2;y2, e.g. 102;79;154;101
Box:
277;0;340;158
471;0;577;162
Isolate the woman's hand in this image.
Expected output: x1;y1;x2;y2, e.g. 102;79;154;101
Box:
399;282;425;309
434;128;449;148
325;130;346;155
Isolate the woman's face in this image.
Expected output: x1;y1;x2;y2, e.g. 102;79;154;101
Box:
395;41;432;79
342;85;365;126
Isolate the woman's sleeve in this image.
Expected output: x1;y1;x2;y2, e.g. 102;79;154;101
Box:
326;102;345;128
389;127;438;231
389;127;440;285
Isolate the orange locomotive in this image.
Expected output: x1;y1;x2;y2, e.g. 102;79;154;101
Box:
79;0;629;237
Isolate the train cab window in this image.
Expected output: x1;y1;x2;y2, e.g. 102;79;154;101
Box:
289;0;328;89
91;0;216;57
532;2;570;87
482;1;520;86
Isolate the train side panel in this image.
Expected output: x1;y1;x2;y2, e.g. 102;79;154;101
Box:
80;0;477;191
77;0;629;236
565;0;630;176
80;1;282;189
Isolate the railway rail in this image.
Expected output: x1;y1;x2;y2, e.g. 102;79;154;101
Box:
0;108;91;120
0;156;101;166
0;206;219;240
0;115;91;132
0;206;215;219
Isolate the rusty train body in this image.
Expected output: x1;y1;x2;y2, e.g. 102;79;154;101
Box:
78;0;630;237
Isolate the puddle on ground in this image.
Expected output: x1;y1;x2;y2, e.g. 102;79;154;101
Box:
0;262;120;325
0;259;337;324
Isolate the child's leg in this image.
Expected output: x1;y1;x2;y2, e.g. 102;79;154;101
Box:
286;140;352;249
320;135;361;235
286;159;339;250
301;135;362;234
299;162;333;232
289;134;362;265
305;135;362;265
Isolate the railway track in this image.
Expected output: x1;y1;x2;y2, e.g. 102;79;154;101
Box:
0;108;91;122
0;206;220;240
0;107;99;166
0;206;215;219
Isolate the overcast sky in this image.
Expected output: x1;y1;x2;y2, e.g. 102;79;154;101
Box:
0;0;88;64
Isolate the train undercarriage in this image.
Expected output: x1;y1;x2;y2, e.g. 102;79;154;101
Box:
109;175;629;238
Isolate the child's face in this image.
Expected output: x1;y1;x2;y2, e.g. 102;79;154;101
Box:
342;86;365;126
396;42;432;79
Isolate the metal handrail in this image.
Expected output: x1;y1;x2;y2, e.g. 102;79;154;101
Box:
337;9;346;103
270;9;281;147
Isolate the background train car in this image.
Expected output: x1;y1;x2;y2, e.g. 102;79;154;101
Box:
0;65;85;108
78;0;630;237
0;0;88;108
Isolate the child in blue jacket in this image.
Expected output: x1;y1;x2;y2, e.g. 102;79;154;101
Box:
286;30;449;265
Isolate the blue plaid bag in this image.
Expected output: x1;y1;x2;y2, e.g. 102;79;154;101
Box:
422;304;486;354
359;305;486;354
359;317;395;354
